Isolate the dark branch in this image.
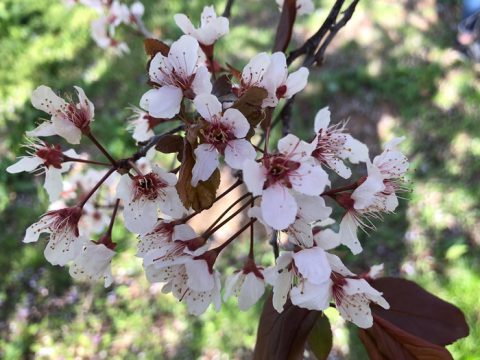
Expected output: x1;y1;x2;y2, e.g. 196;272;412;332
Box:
131;125;184;162
222;0;235;18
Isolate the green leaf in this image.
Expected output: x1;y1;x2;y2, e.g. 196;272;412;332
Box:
307;315;332;360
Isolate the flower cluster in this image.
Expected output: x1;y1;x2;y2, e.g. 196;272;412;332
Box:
10;4;410;328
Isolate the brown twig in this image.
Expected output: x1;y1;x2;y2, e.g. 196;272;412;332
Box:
222;0;235;18
130;125;184;162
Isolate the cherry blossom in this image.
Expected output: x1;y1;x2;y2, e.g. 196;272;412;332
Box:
276;0;315;15
243;134;330;230
7;141;79;202
28;85;95;144
312;107;369;179
116;165;185;234
191;93;256;185
69;239;115;287
233;52;271;97
24;206;83;266
224;261;265;311
140;35;212;119
262;52;309;107
127;108;158;142
174;5;229;46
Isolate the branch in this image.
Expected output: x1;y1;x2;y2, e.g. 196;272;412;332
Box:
130;125;184;162
222;0;235;18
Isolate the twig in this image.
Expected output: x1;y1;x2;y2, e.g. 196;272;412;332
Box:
222;0;235;18
131;125;184;161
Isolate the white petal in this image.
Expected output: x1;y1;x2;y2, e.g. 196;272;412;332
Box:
193;93;222;121
224;139;256;169
115;174;133;201
293;193;332;222
278;134;315;160
293;247;331;284
247;206;272;235
262;52;287;94
290;161;330;196
287;218;313;248
271;269;293;313
325;253;354;276
74;86;95;118
261;185;297;230
24;218;51;243
191;144;219;186
149;52;173;84
52;116;82;144
168;35;199;77
140;87;183;119
338;212;363;255
174;13;195;36
44;167;63;202
384;193;399;212
241;160;265;196
123;198;159;235
290;280;331;311
44;231;82;266
284;67;309;98
221;108;250;138
242;53;270;86
313;228;341;250
173;223;197;241
325;156;352;179
314;107;331;133
152;164;178;186
185;259;214;292
158;186;185;219
192;66;213;95
238;272;265;310
351;163;385;210
31;85;66;115
7;156;43;173
223;271;243;301
26;121;57;137
69;241;115;287
340;135;369;164
200;5;217;27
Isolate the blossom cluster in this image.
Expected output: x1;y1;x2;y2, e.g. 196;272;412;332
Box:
9;3;409;328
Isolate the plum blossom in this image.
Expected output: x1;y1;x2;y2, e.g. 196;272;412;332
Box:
330;275;389;328
28;85;95;144
69;239;115;287
140;35;212;119
116;165;185;234
312;107;369;179
262;52;309;107
91;16;129;54
24;206;83;266
264;246;332;312
233;52;271;97
174;5;229;46
191;93;256;185
127;108;166;142
337;137;409;255
276;0;315;15
7;141;79;201
243;134;330;230
224;261;266;311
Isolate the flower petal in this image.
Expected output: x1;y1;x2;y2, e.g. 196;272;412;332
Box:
168;35;199;77
6;156;43;173
290;161;330;196
290;280;331;311
26;121;57;138
140;86;183;119
293;192;332;222
338;212;363;255
293;247;331;284
313;107;331;133
221;108;250;138
44;167;63;202
174;13;196;36
224;139;256;169
261;185;297;230
31;85;66;115
193;93;222;121
52;116;82;144
149;52;173;85
185;259;214;292
192;66;213;95
238;272;265;310
284;67;309;98
191;143;219;186
242;160;265;196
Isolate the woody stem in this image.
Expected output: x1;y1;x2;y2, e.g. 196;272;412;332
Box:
106;198;121;236
63;156;111;166
78;167;116;208
248;202;255;260
86;132;117;166
321;182;359;196
213;218;257;254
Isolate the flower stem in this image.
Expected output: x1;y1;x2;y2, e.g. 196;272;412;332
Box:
106;198;121;236
213;218;257;254
322;182;359;196
63;156;111;166
78;167;116;208
86;132;117;166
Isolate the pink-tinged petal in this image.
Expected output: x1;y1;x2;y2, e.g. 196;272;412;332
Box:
26;121;57;138
191;66;213;95
115;174;133;201
52;116;82;144
325;156;352;179
242;159;265;196
198;17;229;45
223;271;243;301
261;185;297;230
247;206;273;235
313;228;341;250
221;108;250;138
168;35;199;77
200;5;217;27
44;167;63;202
44;231;83;266
293;247;331;284
191;144;219;186
140;86;183;119
291;161;330;196
69;241;115;287
152;164;177;186
313;107;331;133
149;52;173;85
287;218;313;248
74;86;95;118
338;212;363;255
7;156;43;173
157;186;185;219
185;259;214;292
242;52;270;86
174;13;196;36
193;93;222;121
31;85;66;115
173;223;197;241
262;52;288;94
351;163;385;210
290;280;331;311
293;193;332;222
340;135;369;164
284;67;309;99
278;134;315;160
24;219;51;243
270;266;293;313
384;193;399;212
123;198;159;235
325;253;355;276
238;272;265;311
224;139;256;169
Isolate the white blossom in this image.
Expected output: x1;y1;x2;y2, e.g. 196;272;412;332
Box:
224;265;265;311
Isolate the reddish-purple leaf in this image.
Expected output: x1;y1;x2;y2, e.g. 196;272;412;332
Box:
144;38;169;58
155;134;184;154
370;277;469;346
307;315;332;360
253;293;319;360
272;0;297;52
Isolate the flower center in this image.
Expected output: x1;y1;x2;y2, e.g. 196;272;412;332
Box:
36;144;63;169
66;103;91;132
203;122;234;151
133;173;167;201
263;154;301;189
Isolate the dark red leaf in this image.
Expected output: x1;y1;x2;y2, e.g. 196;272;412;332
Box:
370;277;469;346
231;86;268;139
212;74;232;98
253;293;319;360
155;134;184;154
307;315;332;360
144;38;169;58
272;0;297;52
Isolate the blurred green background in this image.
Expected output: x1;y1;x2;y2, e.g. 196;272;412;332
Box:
1;0;479;358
